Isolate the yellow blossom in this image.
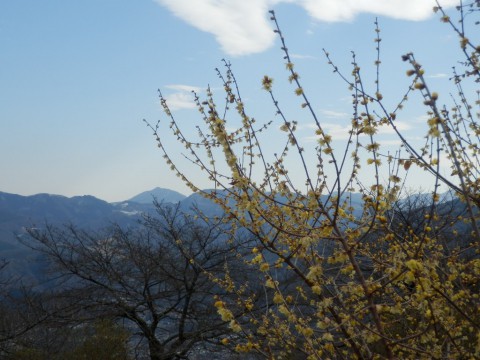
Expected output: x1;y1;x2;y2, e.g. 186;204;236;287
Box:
218;308;234;322
229;320;242;332
260;263;269;272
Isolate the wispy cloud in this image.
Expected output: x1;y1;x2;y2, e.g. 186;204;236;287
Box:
378;139;402;146
414;115;431;123
323;123;352;139
155;0;458;56
162;84;203;111
297;110;350;127
163;92;196;111
321;109;349;118
302;123;352;142
165;84;203;93
427;73;448;79
290;53;317;60
302;120;412;142
378;120;411;134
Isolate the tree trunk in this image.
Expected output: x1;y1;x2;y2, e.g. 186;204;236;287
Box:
148;338;166;360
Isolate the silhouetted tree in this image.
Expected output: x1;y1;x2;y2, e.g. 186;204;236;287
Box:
23;203;247;360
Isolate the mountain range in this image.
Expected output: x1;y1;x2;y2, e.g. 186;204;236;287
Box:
0;188;198;251
0;187;468;284
0;188;215;280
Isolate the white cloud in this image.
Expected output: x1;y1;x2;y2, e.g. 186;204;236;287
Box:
162;84;204;111
415;114;430;122
154;0;275;56
438;152;453;171
321;109;349;118
300;0;458;22
302;120;411;142
322;123;352;139
155;0;458;56
427;73;448;79
302;123;352;141
163;92;196;111
377;120;411;134
290;53;317;60
378;139;402;146
165;84;203;93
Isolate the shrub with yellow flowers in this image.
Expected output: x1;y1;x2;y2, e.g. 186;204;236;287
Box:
147;1;479;358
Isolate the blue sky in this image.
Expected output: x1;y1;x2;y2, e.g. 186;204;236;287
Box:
0;0;465;202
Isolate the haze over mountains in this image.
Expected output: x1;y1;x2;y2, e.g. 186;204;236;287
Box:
0;186;464;283
0;187;220;282
127;187;187;204
0;187;192;249
2;186;454;254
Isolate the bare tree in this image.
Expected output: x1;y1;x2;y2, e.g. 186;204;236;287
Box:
0;260;53;358
22;203;246;360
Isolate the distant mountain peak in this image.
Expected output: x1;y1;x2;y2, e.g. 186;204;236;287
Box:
128;187;187;204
